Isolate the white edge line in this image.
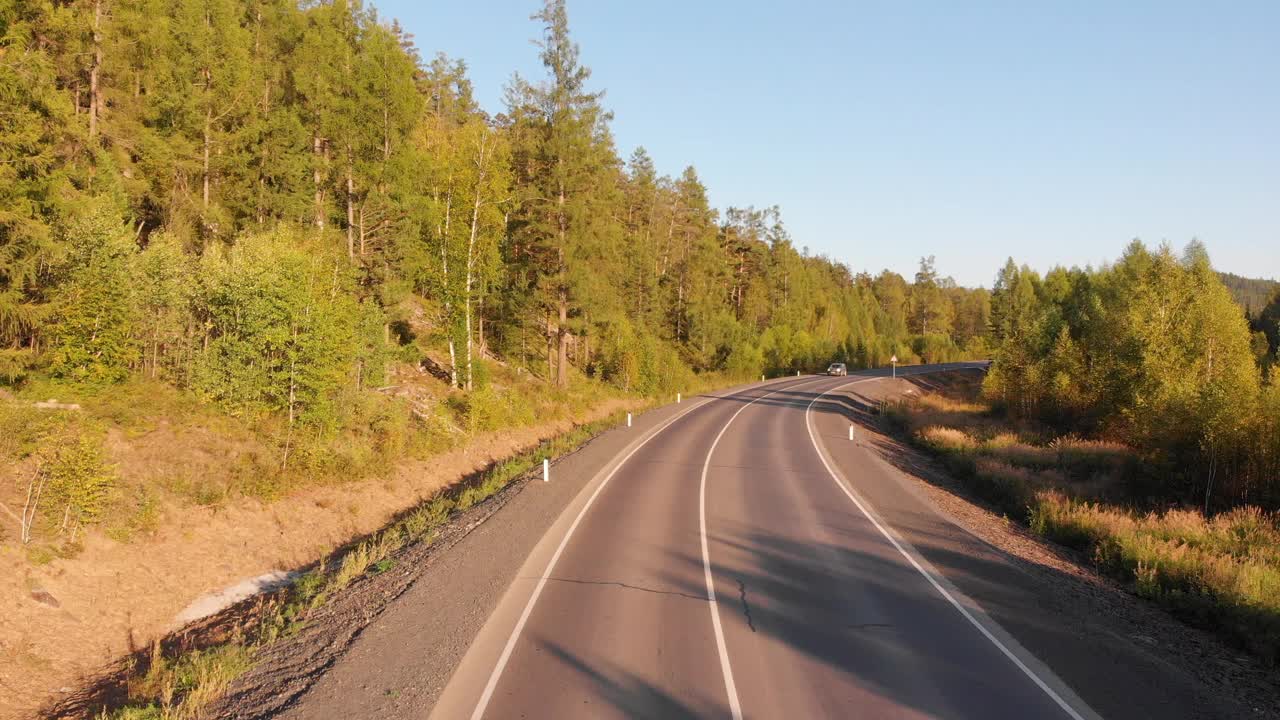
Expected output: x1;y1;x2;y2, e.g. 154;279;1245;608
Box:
698;375;833;720
803;371;1091;720
468;395;712;719
469;375;817;720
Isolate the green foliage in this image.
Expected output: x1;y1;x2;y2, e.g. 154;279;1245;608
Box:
5;0;998;419
42;429;117;533
192;228;369;429
1218;271;1278;318
116;642;255;720
0;2;85;378
985;240;1276;510
130;233;194;383
47;202;140;383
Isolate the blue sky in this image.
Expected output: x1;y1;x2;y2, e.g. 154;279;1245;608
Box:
376;0;1278;288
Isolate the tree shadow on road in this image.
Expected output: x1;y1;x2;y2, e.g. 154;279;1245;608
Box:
534;636;726;720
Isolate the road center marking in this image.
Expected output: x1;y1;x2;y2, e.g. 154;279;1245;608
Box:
699;376;831;720
468;376;808;720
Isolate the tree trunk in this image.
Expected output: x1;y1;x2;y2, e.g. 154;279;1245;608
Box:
284;346;297;472
556;177;569;388
447;338;457;387
203;105;212;210
313;135;325;230
546;316;555;382
345;153;355;258
463;134;489;392
465;202;480;391
1204;449;1218;515
89;0;102;140
258;77;271;224
439;183;456;387
557;291;569;387
358;204;366;257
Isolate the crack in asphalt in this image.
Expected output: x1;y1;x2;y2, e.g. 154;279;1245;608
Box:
738;579;756;632
536;577;707;602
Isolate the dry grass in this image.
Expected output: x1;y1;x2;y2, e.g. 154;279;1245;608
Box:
100;409;634;719
916;393;988;416
918;426;980;454
982;434;1058;468
1031;493;1280;661
892;383;1280;663
1048;435;1133;475
904;394;994;433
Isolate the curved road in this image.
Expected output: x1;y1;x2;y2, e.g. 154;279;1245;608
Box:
430;365;1099;720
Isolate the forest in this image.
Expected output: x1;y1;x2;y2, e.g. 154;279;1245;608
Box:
983;241;1280;512
3;0;1276;510
1;0;993;444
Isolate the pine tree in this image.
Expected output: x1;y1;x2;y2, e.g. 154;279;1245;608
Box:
0;3;80;376
157;0;253;242
507;0;617;386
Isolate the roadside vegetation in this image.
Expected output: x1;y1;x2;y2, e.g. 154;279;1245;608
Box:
0;359;627;562
891;389;1280;663
886;241;1280;663
0;0;995;563
0;2;995;715
96;410;630;719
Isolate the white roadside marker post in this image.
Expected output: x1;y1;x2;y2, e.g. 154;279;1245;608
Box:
761;374;765;382
849;424;854;442
677;392;682;404
796;370;800;377
627;412;632;428
543;458;549;482
891;354;898;379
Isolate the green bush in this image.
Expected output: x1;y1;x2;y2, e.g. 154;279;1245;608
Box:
191;228;374;431
47;202;140;384
42;430;117;535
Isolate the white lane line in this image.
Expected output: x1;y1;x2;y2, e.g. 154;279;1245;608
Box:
468;376;813;720
803;373;1090;720
698;375;833;720
468;395;712;720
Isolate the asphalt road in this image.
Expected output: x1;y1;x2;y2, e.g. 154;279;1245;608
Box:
429;365;1100;720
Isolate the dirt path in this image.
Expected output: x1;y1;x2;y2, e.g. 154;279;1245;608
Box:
0;398;633;720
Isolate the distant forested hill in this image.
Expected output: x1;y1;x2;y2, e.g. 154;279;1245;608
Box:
1219;272;1279;317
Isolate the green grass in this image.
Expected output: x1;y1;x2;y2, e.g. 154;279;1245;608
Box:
105;642;255;720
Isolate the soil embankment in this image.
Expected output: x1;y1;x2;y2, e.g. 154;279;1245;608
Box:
1;398;632;720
